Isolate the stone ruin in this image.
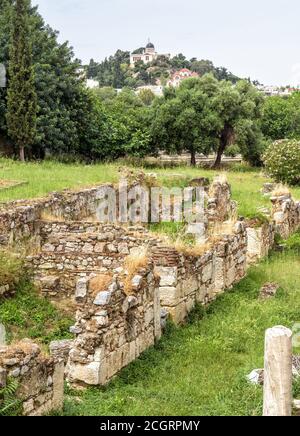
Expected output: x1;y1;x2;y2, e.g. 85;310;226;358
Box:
0;175;299;413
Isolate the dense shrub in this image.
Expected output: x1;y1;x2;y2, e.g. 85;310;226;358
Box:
263;139;300;185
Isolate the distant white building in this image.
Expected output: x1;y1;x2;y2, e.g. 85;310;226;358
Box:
130;40;170;67
257;84;300;97
86;79;99;89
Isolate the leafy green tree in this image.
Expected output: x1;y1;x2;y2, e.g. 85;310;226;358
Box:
213;79;264;167
86;58;99;79
190;59;214;76
261;93;300;140
138;88;155;106
6;0;37;161
150;75;264;167
170;53;190;70
1;0;102;160
151;75;221;165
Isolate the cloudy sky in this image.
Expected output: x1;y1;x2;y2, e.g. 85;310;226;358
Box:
33;0;300;86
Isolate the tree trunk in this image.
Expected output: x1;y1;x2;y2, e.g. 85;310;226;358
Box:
19;146;25;162
190;148;196;167
213;124;234;169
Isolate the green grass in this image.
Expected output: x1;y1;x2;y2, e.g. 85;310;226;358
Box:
0;158;119;202
0;279;74;346
63;244;300;416
1;158;299;218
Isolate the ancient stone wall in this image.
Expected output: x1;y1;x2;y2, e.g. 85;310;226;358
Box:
66;268;161;386
0;340;64;416
271;194;300;239
154;222;247;324
207;177;237;223
0;184;113;247
1;180;300;401
246;223;275;264
246;193;300;263
27;222;161;298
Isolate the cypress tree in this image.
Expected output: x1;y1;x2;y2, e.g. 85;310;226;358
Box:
6;0;37;161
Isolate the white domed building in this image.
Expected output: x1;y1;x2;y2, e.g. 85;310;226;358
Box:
130;40;170;67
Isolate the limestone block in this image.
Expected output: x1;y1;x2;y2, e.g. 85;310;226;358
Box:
51;361;65;411
82;243;94;253
93;291;112;306
182;276;198;297
40;275;59;289
128;296;138;308
131;275;143;289
167;302;187;325
144;307;154;326
93;347;105;363
94;315;109;326
68;361;101;385
23;398;34;415
118;242;129;254
202;262;213;283
155;266;178;287
214;257;225;292
94;242;106;253
159;286;180;307
75;278;87;299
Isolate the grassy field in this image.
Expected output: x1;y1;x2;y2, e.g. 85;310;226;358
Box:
1;158;300;218
63;238;300;416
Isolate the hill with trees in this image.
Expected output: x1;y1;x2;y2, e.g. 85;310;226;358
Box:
85;49;241;89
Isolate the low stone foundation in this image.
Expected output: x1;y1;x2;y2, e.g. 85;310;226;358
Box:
0;340;64;416
246;194;300;263
154;222;247;323
67;268;161;386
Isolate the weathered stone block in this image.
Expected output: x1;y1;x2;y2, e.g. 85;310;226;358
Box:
68;361;101;385
155;266;178;287
75;278;87;299
159;286;180;307
93;291;112;306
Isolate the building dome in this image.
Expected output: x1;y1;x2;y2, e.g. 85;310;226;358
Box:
146;41;155;49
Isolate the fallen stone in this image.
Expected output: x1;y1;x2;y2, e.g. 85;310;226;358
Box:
246;368;264;385
259;282;279;300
